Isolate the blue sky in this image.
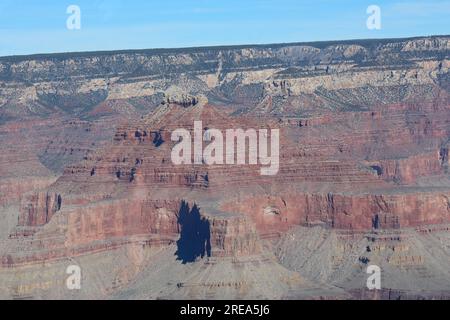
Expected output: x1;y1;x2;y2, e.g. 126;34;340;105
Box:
0;0;449;56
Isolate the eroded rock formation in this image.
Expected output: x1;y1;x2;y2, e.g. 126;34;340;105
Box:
1;35;450;299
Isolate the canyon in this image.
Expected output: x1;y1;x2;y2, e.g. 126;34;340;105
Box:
0;35;450;299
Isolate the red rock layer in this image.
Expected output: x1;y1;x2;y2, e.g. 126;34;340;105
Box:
3;101;450;265
221;191;450;234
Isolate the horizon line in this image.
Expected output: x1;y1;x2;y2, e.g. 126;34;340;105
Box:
1;33;449;61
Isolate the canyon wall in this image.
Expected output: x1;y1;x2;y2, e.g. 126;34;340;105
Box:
1;35;450;299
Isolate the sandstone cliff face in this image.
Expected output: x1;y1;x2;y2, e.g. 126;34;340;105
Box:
222;191;450;232
18;192;62;227
65;199;180;247
3;196;262;266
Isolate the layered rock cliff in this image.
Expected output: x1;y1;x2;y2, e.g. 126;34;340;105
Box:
1;35;450;299
1;36;449;120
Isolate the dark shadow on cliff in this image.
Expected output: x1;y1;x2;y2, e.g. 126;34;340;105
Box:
175;201;211;264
